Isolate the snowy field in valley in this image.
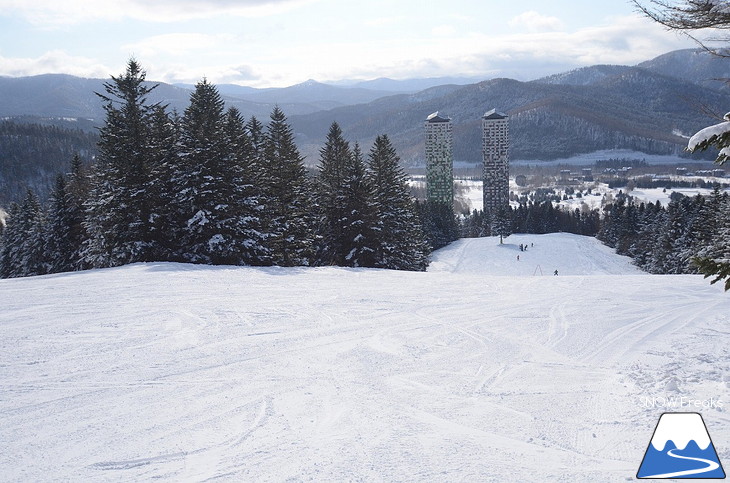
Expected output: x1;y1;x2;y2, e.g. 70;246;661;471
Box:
450;178;729;213
1;233;729;481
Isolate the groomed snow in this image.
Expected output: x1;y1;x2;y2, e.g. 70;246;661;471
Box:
1;233;728;481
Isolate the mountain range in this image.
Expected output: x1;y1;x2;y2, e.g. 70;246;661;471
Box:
0;48;728;164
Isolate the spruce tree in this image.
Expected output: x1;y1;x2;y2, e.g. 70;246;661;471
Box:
366;135;429;271
339;143;377;267
145;105;179;261
45;175;77;273
67;155;90;264
83;59;159;267
262;107;315;266
695;193;730;289
0;202;22;278
171;79;253;265
0;190;47;278
222;107;269;265
315;122;353;265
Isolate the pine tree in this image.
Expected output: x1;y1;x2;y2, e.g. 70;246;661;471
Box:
83;59;159;267
262;107;316;266
366;135;430;271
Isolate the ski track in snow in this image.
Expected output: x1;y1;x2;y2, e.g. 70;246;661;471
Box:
1;233;728;481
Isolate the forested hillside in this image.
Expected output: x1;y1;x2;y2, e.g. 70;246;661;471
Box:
0;121;97;205
289;68;724;163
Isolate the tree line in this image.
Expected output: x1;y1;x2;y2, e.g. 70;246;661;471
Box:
0;60;433;278
597;188;730;287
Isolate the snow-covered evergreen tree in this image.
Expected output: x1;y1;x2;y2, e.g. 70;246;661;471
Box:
0;202;22;278
417;200;460;250
83;59;159;267
143;105;179;261
491;205;512;244
0;190;47;278
695;192;730;289
262;107;316;266
45;175;78;273
339;143;378;267
222;107;269;265
366;135;430;271
169;79;261;265
315;122;353;265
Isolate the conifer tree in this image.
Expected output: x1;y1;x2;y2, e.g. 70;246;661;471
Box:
45;175;77;273
0;190;47;278
171;79;256;265
222;107;269;265
695;193;730;289
315;122;353;265
491;205;512;244
43;156;90;273
0;202;21;278
262;107;315;266
339;143;377;267
83;59;159;267
145;105;179;261
366;135;429;271
418;200;459;250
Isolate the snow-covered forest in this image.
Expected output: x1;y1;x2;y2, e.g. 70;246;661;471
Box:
0;61;432;277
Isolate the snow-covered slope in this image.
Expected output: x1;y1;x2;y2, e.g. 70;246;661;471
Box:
429;233;642;276
1;234;728;481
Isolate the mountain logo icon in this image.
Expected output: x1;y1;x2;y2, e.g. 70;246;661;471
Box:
637;412;726;479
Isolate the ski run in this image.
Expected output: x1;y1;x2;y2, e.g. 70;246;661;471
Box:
1;233;728;481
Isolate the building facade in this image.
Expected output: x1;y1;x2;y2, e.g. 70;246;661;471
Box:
424;111;454;206
482;109;509;213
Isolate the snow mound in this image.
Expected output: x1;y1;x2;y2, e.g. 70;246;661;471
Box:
429;233;642;276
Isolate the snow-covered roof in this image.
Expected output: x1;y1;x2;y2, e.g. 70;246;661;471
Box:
483;108;507;120
426;111;450;122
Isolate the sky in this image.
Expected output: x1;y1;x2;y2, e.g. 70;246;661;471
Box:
0;0;700;88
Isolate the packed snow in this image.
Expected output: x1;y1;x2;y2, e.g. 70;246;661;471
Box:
1;233;728;481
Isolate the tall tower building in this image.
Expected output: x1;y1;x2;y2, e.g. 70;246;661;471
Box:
424;111;454;206
482;109;509;213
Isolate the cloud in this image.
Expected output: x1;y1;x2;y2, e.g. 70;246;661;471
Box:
299;14;695;85
0;0;319;26
122;33;226;57
0;50;113;78
431;25;456;37
509;11;564;33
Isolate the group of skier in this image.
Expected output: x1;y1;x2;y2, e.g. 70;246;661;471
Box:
514;241;558;275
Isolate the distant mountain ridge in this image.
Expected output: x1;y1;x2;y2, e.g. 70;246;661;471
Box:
0;49;728;164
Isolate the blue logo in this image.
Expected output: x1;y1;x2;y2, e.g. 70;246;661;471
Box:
637;412;725;479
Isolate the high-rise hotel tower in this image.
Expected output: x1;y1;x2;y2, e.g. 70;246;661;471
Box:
424;111;454;206
482;109;509;213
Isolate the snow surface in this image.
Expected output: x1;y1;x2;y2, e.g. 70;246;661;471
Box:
1;233;729;481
